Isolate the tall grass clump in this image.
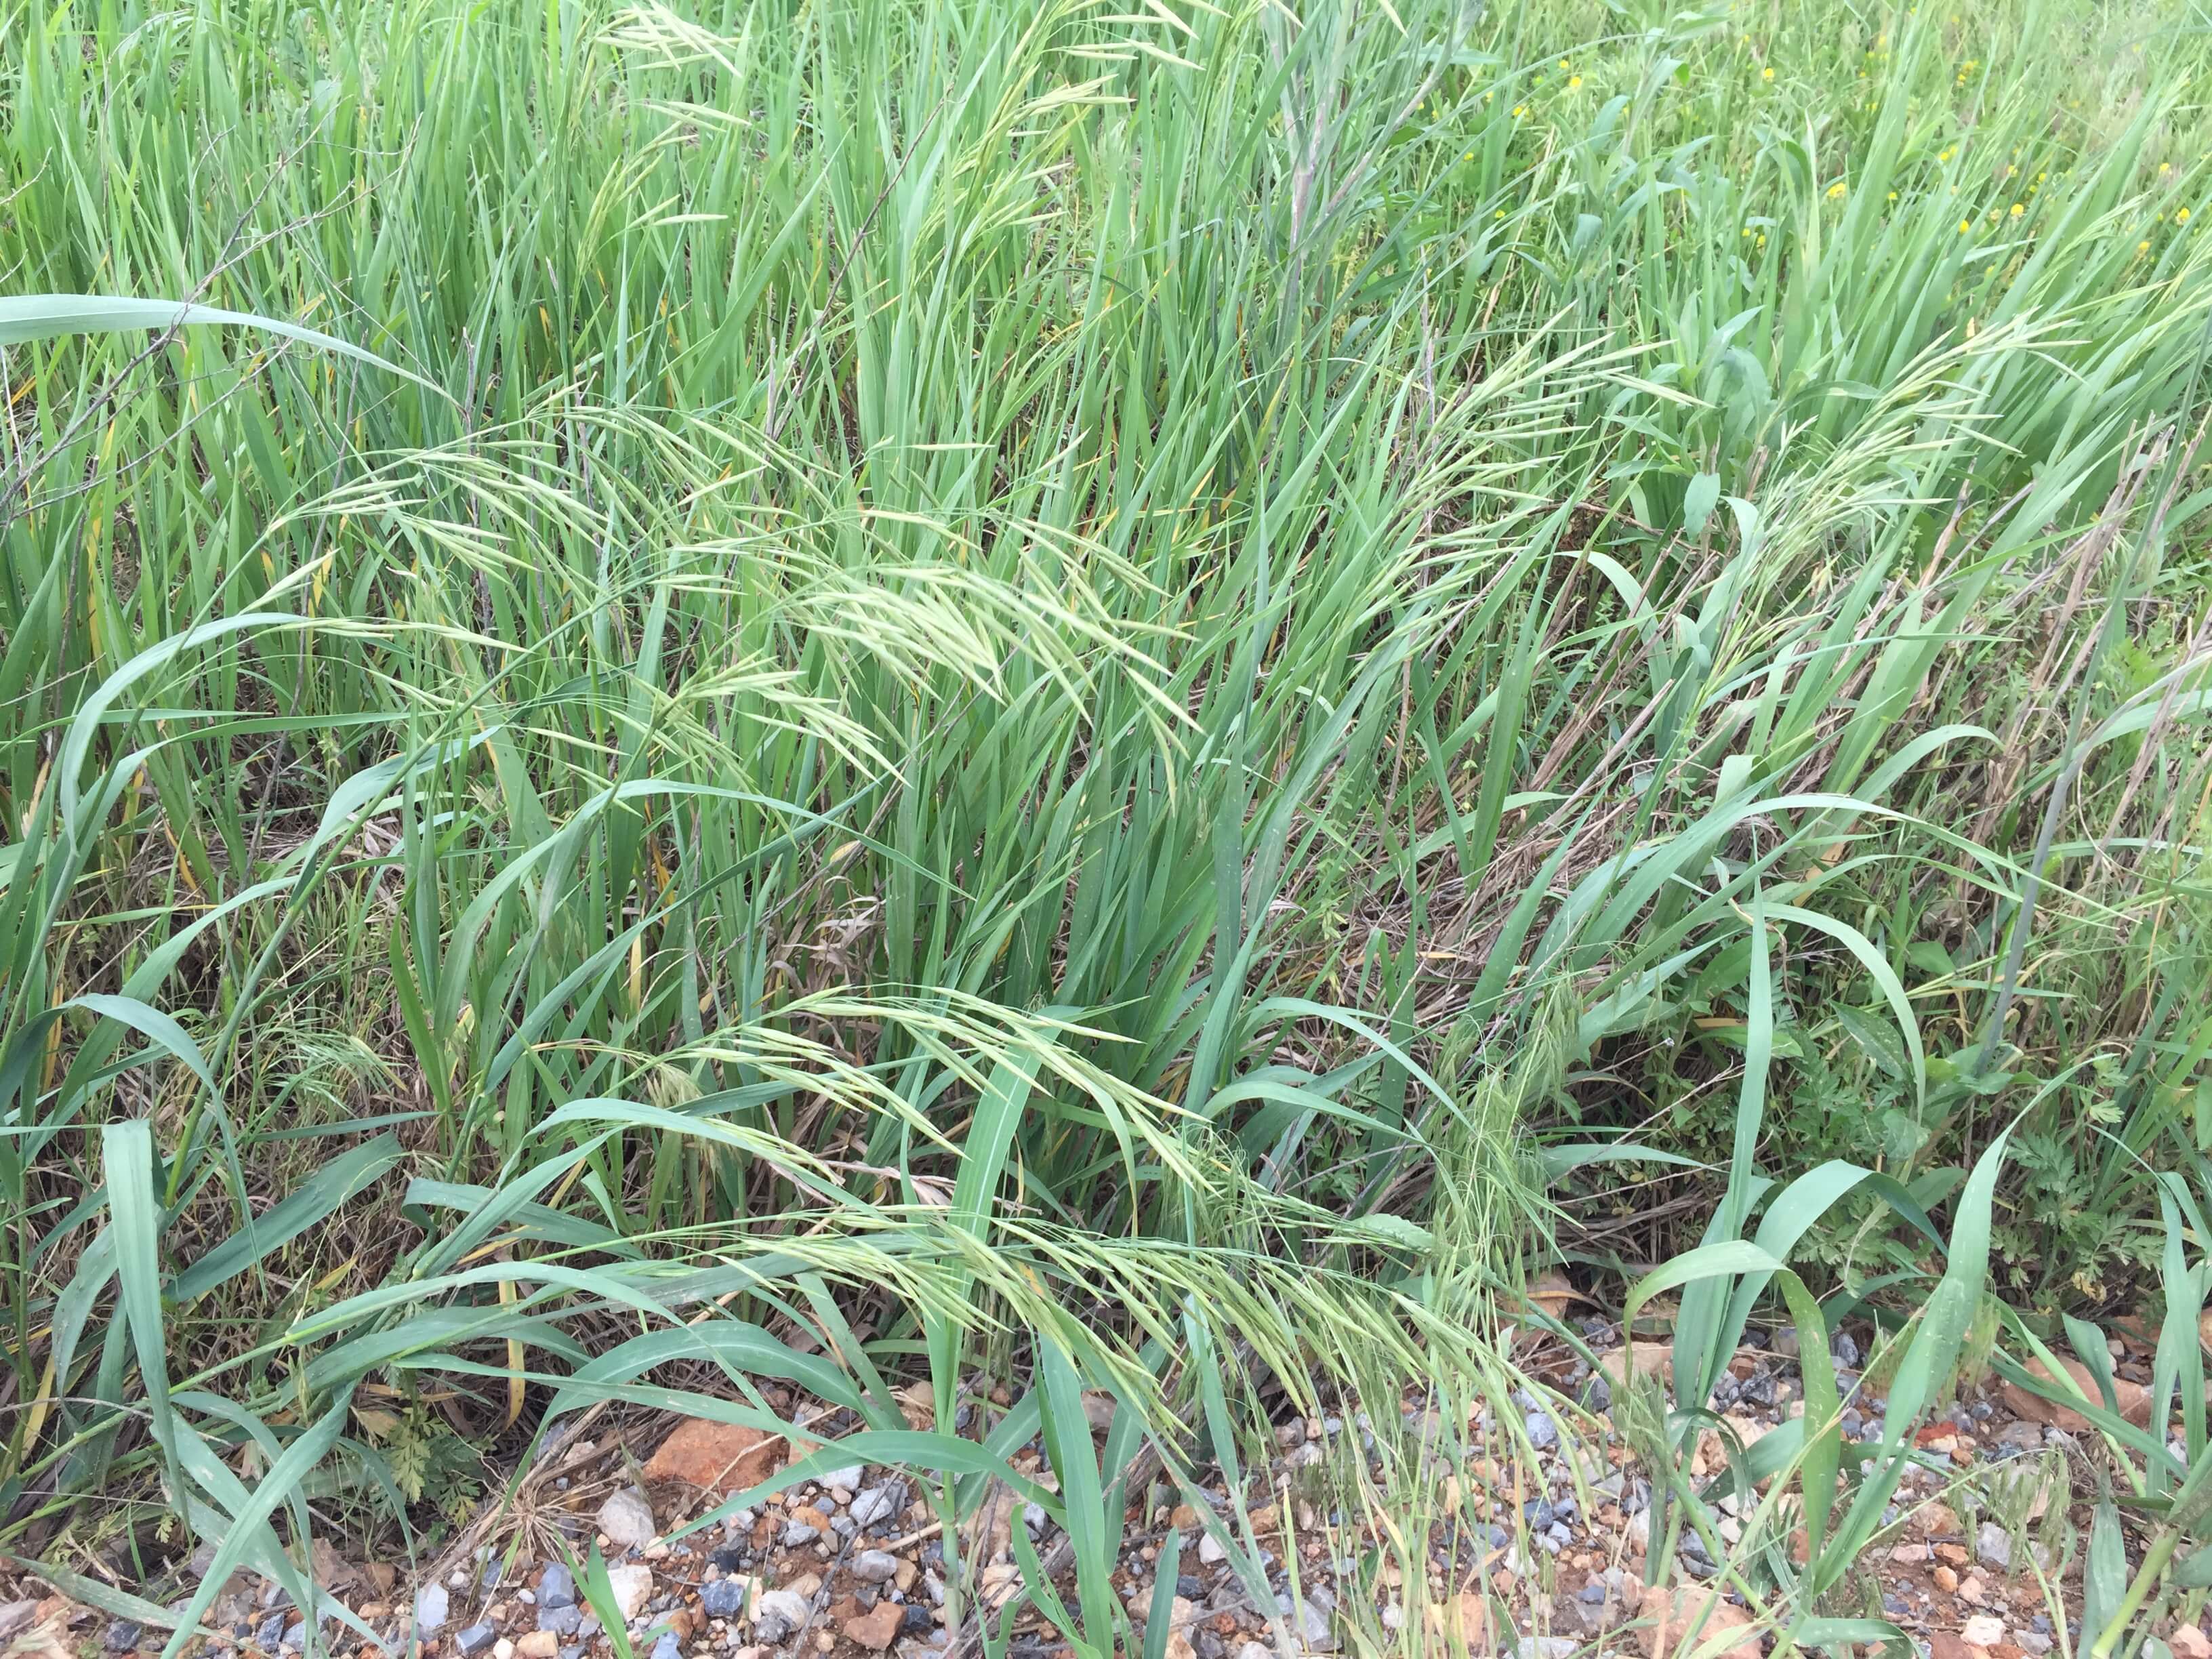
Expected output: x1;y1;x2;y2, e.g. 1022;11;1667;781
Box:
1;0;2210;1649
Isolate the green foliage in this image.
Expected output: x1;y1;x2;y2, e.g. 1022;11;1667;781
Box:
0;0;2207;1641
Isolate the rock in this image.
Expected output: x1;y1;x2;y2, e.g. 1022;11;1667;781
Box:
1524;1410;1558;1450
1283;1596;1333;1652
102;1622;143;1652
853;1552;900;1584
750;1589;811;1643
649;1633;682;1659
1237;1645;1271;1659
700;1579;750;1619
1933;1566;1959;1594
1197;1534;1226;1565
415;1585;451;1635
537;1605;583;1638
1599;1343;1671;1387
1427;1593;1489;1646
598;1488;659;1550
644;1421;785;1500
606;1565;655;1622
516;1635;560;1659
851;1482;907;1530
815;1463;866;1492
1961;1615;2006;1648
538;1563;577;1610
495;1642;515;1659
2018;1636;2054;1656
1996;1420;2045;1452
2002;1357;2150;1431
1519;1642;1576;1659
1637;1586;1761;1659
2173;1629;2212;1659
845;1603;902;1652
781;1519;821;1547
1912;1502;1961;1537
1975;1522;2012;1572
455;1622;499;1656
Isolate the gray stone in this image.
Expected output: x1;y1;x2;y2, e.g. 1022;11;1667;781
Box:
283;1624;308;1652
851;1483;905;1530
816;1464;866;1492
1272;1595;1333;1652
102;1622;143;1653
454;1622;499;1656
598;1488;658;1551
537;1605;583;1638
1525;1410;1558;1450
257;1614;288;1650
538;1563;577;1610
1976;1521;2013;1572
699;1578;747;1619
853;1552;900;1584
1517;1643;1576;1659
781;1519;821;1548
414;1585;450;1635
649;1633;682;1659
750;1589;811;1644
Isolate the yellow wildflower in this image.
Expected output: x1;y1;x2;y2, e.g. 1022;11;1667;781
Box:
1762;66;1774;81
2009;203;2024;217
2181;208;2195;223
1568;75;1582;89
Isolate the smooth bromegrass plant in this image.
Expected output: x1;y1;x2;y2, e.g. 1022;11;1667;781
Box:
1;0;2209;1647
